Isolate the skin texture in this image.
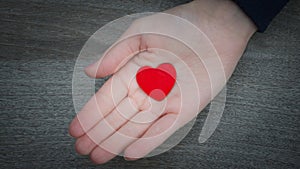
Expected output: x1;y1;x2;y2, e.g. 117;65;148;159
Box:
69;0;257;164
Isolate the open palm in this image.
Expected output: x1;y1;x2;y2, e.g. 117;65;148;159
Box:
69;0;256;164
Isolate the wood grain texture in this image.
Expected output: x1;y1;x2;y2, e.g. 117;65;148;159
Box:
0;0;299;168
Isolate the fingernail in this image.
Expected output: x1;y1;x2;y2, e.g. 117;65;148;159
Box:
124;156;138;161
86;62;96;69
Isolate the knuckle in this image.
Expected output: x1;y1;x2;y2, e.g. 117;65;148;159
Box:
120;124;139;138
128;89;150;111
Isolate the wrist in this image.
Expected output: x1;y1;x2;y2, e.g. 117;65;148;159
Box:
163;0;258;78
189;0;257;41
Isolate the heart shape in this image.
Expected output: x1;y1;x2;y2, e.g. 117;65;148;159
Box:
136;63;176;101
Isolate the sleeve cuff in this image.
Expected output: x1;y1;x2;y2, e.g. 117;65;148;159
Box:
233;0;289;32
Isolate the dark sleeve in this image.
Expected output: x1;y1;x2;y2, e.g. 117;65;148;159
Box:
233;0;289;32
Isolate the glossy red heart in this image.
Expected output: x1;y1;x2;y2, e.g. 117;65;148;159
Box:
136;63;176;101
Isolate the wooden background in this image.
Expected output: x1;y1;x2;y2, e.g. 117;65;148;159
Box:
1;0;299;168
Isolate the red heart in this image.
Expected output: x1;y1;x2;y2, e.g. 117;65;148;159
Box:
136;63;176;101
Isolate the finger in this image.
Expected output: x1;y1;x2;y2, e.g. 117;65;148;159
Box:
69;74;127;138
85;34;143;78
90;146;116;164
90;109;160;164
124;113;179;160
75;97;139;155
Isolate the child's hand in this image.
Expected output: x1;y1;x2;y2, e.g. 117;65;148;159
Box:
69;0;256;164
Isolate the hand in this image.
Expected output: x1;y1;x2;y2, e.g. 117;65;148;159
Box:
69;0;257;164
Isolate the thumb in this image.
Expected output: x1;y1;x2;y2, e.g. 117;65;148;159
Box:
85;34;143;78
